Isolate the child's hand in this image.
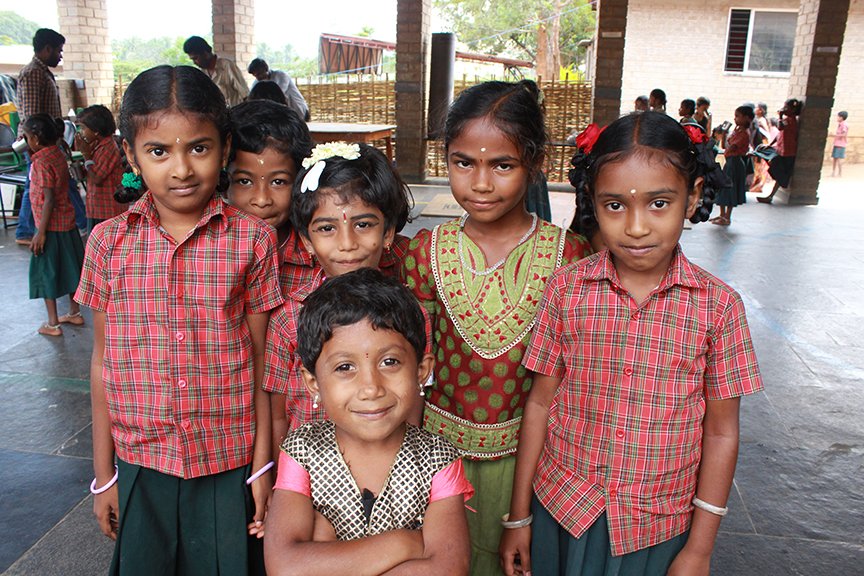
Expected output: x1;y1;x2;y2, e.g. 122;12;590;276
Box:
74;133;92;159
499;526;532;576
92;485;119;540
247;470;273;538
30;232;45;256
667;546;710;576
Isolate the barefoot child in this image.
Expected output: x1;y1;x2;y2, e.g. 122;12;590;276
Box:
500;112;763;576
75;104;127;230
23;113;85;336
713;105;754;227
402;80;593;574
760;98;802;203
264;268;473;575
76;65;283;574
831;111;848;178
263;142;416;456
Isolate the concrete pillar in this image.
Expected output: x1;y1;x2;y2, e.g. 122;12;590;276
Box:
395;0;432;183
784;0;850;205
57;0;114;109
212;0;256;73
591;0;629;126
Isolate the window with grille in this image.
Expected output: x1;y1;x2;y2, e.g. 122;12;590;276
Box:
724;9;797;74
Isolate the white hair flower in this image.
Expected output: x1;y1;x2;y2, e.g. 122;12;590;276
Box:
301;142;361;169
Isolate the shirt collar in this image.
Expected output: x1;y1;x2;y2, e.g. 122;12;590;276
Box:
290;267;326;302
126;191;228;233
280;228;313;267
585;245;705;292
30;56;51;74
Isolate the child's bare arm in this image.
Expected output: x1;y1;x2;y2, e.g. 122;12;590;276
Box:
247;311;273;536
668;396;741;576
271;392;288;470
90;311;119;539
379;494;470;575
30;187;54;256
500;372;561;576
264;489;424;576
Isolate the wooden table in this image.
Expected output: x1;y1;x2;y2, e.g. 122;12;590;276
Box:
306;122;397;162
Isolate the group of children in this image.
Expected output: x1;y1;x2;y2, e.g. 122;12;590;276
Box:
22;63;766;575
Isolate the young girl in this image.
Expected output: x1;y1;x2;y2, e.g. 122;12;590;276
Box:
401;80;593;574
748;103;771;193
760;98;802;203
263;141;415;457
712;105;754;226
265;268;473;575
75;65;283;574
500;111;763;576
24;113;85;336
74;104;127;230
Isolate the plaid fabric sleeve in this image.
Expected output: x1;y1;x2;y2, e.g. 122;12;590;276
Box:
262;304;294;395
522;270;567;378
75;225;112;311
244;226;284;314
88;140;121;184
704;289;764;399
16;71;37;135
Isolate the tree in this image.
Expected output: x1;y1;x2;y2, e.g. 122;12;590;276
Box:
0;11;39;45
433;0;595;79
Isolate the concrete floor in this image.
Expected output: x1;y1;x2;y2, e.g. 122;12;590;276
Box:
1;166;863;575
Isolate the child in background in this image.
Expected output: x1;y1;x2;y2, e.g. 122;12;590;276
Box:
402;80;593;575
76;65;283;574
263;142;415;457
75;105;127;230
709;125;727;158
713;105;754;226
500;112;763;576
831;111;849;177
634;95;649;112
678;98;697;127
760;98;802;203
264;268;473;575
749;103;771;193
695;96;712;134
23;113;85;336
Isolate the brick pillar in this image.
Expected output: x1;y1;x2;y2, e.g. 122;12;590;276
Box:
784;0;850;205
395;0;431;183
591;0;629;126
58;0;114;109
212;0;256;74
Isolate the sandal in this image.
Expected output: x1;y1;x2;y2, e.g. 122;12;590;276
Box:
38;323;63;337
59;312;85;326
757;195;773;204
711;217;730;226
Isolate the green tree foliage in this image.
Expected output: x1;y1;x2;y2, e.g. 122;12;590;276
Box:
0;11;39;45
433;0;595;75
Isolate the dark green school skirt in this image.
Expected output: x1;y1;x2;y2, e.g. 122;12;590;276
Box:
28;229;84;300
110;459;264;576
530;497;689;576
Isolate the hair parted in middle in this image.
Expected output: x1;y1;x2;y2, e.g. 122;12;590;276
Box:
569;112;722;234
291;142;413;236
296;267;427;372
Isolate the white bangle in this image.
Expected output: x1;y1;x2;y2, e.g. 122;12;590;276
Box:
501;513;533;529
692;497;728;517
90;465;118;495
246;461;274;485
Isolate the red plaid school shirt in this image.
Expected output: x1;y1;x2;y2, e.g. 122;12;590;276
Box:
75;192;284;479
30;145;74;231
523;247;763;556
15;56;61;136
84;137;126;220
262;234;420;429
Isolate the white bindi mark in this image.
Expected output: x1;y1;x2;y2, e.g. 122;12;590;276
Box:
257;157;264;165
176;137;181;144
480;147;487;153
630;189;637;195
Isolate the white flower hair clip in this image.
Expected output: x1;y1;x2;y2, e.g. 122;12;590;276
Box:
300;141;362;193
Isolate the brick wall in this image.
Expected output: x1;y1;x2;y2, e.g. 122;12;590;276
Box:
212;0;256;77
57;0;114;108
395;0;431;182
593;0;628;126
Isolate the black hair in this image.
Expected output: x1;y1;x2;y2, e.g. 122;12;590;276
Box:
696;96;711;107
291;143;413;236
838;110;848;120
680;99;696;116
78;104;116;137
569;112;721;232
119;65;229;148
296;268;427;371
635;95;648;106
248;81;288;106
735;105;756;122
33;29;64;52
228;99;313;169
247;58;268;74
23;113;61;145
650;88;667;105
183;36;212;55
756;102;768;115
444;80;546;178
784;98;803;115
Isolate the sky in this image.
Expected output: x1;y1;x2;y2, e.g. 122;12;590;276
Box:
0;0;410;58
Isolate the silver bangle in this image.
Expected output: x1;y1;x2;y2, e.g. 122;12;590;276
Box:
692;497;728;517
501;513;533;529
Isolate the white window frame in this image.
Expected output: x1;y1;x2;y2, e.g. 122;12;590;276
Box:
724;7;798;77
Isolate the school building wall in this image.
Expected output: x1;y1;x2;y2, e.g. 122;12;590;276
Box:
620;0;863;163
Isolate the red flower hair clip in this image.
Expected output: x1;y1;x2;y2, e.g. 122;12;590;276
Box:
575;123;606;154
683;124;708;144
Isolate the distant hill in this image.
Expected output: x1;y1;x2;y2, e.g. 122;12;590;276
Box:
0;11;39;46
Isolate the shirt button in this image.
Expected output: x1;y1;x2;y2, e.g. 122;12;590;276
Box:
178;379;187;389
181;420;191;430
176;289;184;298
624;367;633;376
608;488;618;498
175;331;185;342
616;429;625;439
632;312;640;320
